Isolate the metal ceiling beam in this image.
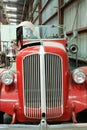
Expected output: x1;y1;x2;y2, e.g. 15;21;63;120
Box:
8;16;21;19
21;0;27;21
60;0;78;9
7;10;23;15
3;1;24;7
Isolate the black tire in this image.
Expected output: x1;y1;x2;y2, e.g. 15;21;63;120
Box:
0;111;4;124
77;109;87;123
4;113;12;124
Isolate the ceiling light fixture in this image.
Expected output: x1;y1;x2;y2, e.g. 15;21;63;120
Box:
6;6;17;11
9;19;17;22
8;14;17;17
3;0;18;2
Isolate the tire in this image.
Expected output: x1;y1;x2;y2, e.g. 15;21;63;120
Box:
77;109;87;123
4;113;12;124
0;111;4;124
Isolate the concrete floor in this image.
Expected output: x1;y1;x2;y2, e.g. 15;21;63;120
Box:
0;123;87;130
2;112;87;130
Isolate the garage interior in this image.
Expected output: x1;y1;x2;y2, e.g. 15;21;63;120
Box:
0;0;87;127
0;0;87;67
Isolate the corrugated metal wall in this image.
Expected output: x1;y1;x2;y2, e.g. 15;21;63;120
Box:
32;0;58;25
64;1;78;31
64;0;87;61
27;0;87;62
41;0;58;25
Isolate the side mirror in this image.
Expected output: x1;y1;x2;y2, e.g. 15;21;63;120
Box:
69;44;78;54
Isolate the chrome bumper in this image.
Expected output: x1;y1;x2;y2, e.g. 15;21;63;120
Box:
0;119;87;130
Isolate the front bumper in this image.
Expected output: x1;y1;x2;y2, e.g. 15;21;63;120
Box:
0;119;87;130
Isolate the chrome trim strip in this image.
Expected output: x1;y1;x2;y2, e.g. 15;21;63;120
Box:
39;46;46;115
43;42;66;51
0;99;18;102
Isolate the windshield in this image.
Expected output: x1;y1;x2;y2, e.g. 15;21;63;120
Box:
23;25;65;40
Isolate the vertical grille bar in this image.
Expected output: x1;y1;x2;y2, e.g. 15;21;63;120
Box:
23;54;41;118
45;53;63;118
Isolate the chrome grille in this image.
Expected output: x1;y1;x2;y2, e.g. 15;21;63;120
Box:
45;53;63;118
23;53;63;119
23;54;41;118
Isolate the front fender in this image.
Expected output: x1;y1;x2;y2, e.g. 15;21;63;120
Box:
68;66;87;113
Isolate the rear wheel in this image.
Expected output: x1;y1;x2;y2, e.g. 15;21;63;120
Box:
77;109;87;123
0;111;4;124
4;113;12;124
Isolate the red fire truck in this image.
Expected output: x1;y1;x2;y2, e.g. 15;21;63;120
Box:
0;21;87;129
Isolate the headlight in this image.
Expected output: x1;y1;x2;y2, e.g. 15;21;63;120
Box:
72;69;86;84
0;70;14;85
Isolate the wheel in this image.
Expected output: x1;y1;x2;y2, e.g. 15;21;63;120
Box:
77;109;87;123
4;113;12;124
0;111;4;124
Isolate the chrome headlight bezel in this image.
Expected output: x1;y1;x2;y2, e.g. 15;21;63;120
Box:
72;69;86;84
0;70;14;85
